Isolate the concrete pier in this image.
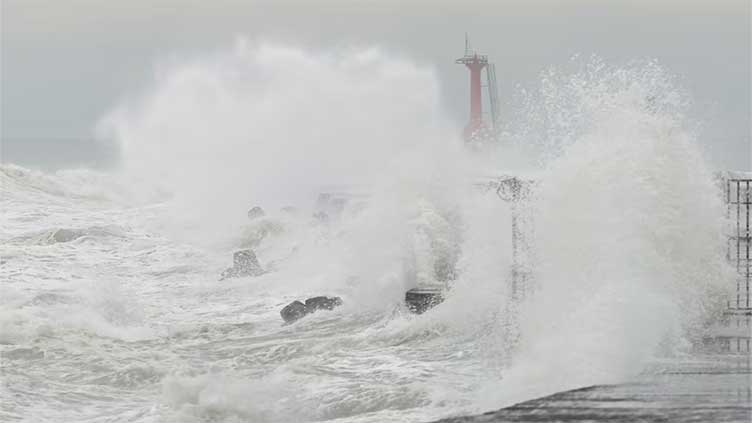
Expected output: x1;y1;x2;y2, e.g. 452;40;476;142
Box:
434;356;751;422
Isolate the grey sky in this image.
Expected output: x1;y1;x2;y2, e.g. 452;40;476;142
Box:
1;0;750;170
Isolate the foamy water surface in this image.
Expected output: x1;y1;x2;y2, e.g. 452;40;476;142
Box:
0;44;735;422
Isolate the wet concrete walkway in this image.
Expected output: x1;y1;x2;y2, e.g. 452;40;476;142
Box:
436;356;751;422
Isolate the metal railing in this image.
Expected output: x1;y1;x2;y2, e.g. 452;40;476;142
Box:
727;177;751;311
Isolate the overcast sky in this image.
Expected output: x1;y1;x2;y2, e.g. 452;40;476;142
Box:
1;0;750;170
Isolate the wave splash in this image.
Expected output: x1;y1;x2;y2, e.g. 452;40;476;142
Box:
474;59;732;409
99;40;463;246
1;44;734;422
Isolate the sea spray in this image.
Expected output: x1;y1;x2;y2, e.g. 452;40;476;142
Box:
4;41;736;421
99;39;461;247
472;59;733;410
102;47;734;417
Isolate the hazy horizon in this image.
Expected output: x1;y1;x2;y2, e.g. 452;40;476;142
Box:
1;0;750;170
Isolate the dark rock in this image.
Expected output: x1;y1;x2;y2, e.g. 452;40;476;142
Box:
247;206;265;220
219;249;265;280
305;296;343;311
315;193;332;210
30;292;75;306
51;228;84;243
240;220;284;249
330;198;347;214
312;211;329;223
315;192;351;218
234;250;259;269
280;300;309;323
45;226;124;245
280;296;343;323
405;287;444;314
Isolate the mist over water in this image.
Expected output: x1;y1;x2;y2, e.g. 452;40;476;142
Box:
1;42;734;422
477;59;733;408
100;41;462;246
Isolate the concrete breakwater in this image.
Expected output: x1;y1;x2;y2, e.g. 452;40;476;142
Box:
434;355;751;423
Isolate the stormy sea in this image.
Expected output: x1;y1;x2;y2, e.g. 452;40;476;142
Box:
1;43;749;422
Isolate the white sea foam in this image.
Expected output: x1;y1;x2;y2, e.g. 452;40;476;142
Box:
0;43;734;422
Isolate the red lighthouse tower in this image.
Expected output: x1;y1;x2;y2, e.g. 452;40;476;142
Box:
456;36;499;143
